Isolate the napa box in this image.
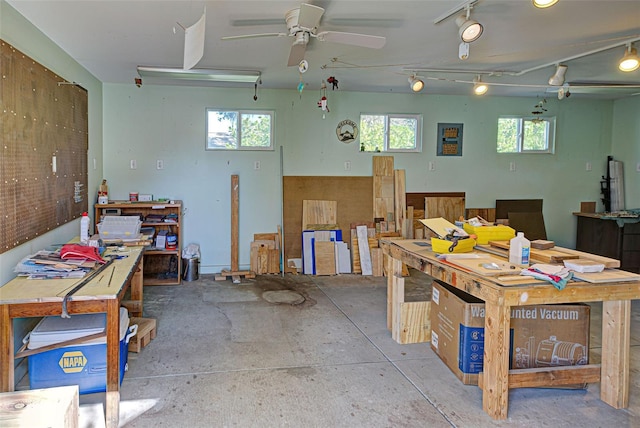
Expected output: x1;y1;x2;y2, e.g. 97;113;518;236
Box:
27;307;137;394
430;280;590;385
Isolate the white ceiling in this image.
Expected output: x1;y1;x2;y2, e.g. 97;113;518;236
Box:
7;0;640;99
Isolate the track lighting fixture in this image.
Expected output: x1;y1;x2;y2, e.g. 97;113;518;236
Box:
455;5;483;43
619;44;639;72
548;64;568;86
473;76;488;95
533;0;560;8
409;75;424;92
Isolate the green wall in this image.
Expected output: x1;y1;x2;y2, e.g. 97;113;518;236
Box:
612;96;640;208
102;83;618;272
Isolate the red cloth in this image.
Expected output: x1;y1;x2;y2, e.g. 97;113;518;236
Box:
60;244;106;264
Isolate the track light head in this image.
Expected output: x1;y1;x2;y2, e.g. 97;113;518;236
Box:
533;0;560;8
455;14;483;43
408;75;424;92
619;45;639;72
473;76;488;95
548;64;568;86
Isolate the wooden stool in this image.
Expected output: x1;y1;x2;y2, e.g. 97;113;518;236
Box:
128;317;157;353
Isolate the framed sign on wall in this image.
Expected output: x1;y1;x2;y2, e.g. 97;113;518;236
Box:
437;123;463;156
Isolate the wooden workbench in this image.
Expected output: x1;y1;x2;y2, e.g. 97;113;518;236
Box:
381;239;640;420
0;247;144;428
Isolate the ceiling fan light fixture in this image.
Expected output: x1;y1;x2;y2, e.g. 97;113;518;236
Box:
409;75;424;92
455;7;483;43
619;45;640;72
533;0;560;8
473;76;488;95
548;64;568;86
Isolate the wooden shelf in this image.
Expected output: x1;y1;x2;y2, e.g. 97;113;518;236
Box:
96;200;183;285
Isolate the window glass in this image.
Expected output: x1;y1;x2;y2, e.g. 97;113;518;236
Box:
497;116;555;154
206;109;273;150
359;114;421;152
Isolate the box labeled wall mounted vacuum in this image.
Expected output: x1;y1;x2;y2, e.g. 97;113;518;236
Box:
27;307;137;394
430;280;590;385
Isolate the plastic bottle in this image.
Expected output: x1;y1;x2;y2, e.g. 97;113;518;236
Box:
509;232;530;267
80;212;90;243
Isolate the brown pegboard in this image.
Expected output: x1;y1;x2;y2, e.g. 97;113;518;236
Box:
0;40;88;253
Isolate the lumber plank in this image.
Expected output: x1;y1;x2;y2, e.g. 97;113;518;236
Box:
477;365;601;389
231;175;239;272
372;155;394;176
357;225;373;275
394;169;406;237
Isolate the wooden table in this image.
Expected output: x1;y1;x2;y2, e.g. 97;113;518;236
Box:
381;239;640;420
0;247;144;428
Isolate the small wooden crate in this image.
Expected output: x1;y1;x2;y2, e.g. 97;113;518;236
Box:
129;317;157;353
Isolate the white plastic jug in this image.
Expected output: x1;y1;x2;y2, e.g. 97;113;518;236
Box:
80;212;90;243
509;232;530;267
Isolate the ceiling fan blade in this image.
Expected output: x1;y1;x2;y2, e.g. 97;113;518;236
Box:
298;3;324;29
316;31;386;49
221;32;287;41
287;43;307;67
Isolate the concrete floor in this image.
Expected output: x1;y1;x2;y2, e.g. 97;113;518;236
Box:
79;270;640;427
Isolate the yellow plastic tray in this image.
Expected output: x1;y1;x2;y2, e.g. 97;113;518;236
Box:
431;237;476;253
462;223;515;245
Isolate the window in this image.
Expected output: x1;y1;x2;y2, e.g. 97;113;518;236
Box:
359;114;422;152
497;116;556;153
206;109;274;150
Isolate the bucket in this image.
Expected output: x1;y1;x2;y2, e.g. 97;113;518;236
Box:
183;257;199;281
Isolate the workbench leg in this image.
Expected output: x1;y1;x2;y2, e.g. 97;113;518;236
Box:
600;300;631;408
105;300;120;428
387;257;402;331
482;302;511;420
1;305;15;392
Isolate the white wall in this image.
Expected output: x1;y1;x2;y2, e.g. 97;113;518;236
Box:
103;83;616;273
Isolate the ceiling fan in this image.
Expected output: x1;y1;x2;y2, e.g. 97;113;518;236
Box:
221;3;386;67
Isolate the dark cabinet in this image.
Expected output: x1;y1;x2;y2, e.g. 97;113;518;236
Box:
575;213;640;273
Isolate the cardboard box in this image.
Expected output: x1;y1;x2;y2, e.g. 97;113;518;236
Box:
430;280;590;385
28;308;135;394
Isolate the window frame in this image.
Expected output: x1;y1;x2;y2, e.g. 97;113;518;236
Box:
359;113;423;153
497;115;556;154
205;108;275;151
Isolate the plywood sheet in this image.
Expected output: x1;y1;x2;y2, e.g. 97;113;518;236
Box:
283;176;373;272
314;241;336;275
302;200;337;230
425;196;465;224
495;199;543;220
507;211;547;241
372;156;394;176
573;269;640;283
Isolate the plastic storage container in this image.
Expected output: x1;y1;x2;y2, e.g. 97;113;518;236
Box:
509;232;531;267
462;223;516;245
431;237;476;253
27;307;137;394
97;215;142;240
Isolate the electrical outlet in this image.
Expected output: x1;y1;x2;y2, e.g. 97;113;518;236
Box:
428;161;435;171
254;161;260;170
637;162;640;172
93;158;97;170
130;159;137;169
344;161;351;171
509;162;516;172
156;159;164;170
586;162;592;171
